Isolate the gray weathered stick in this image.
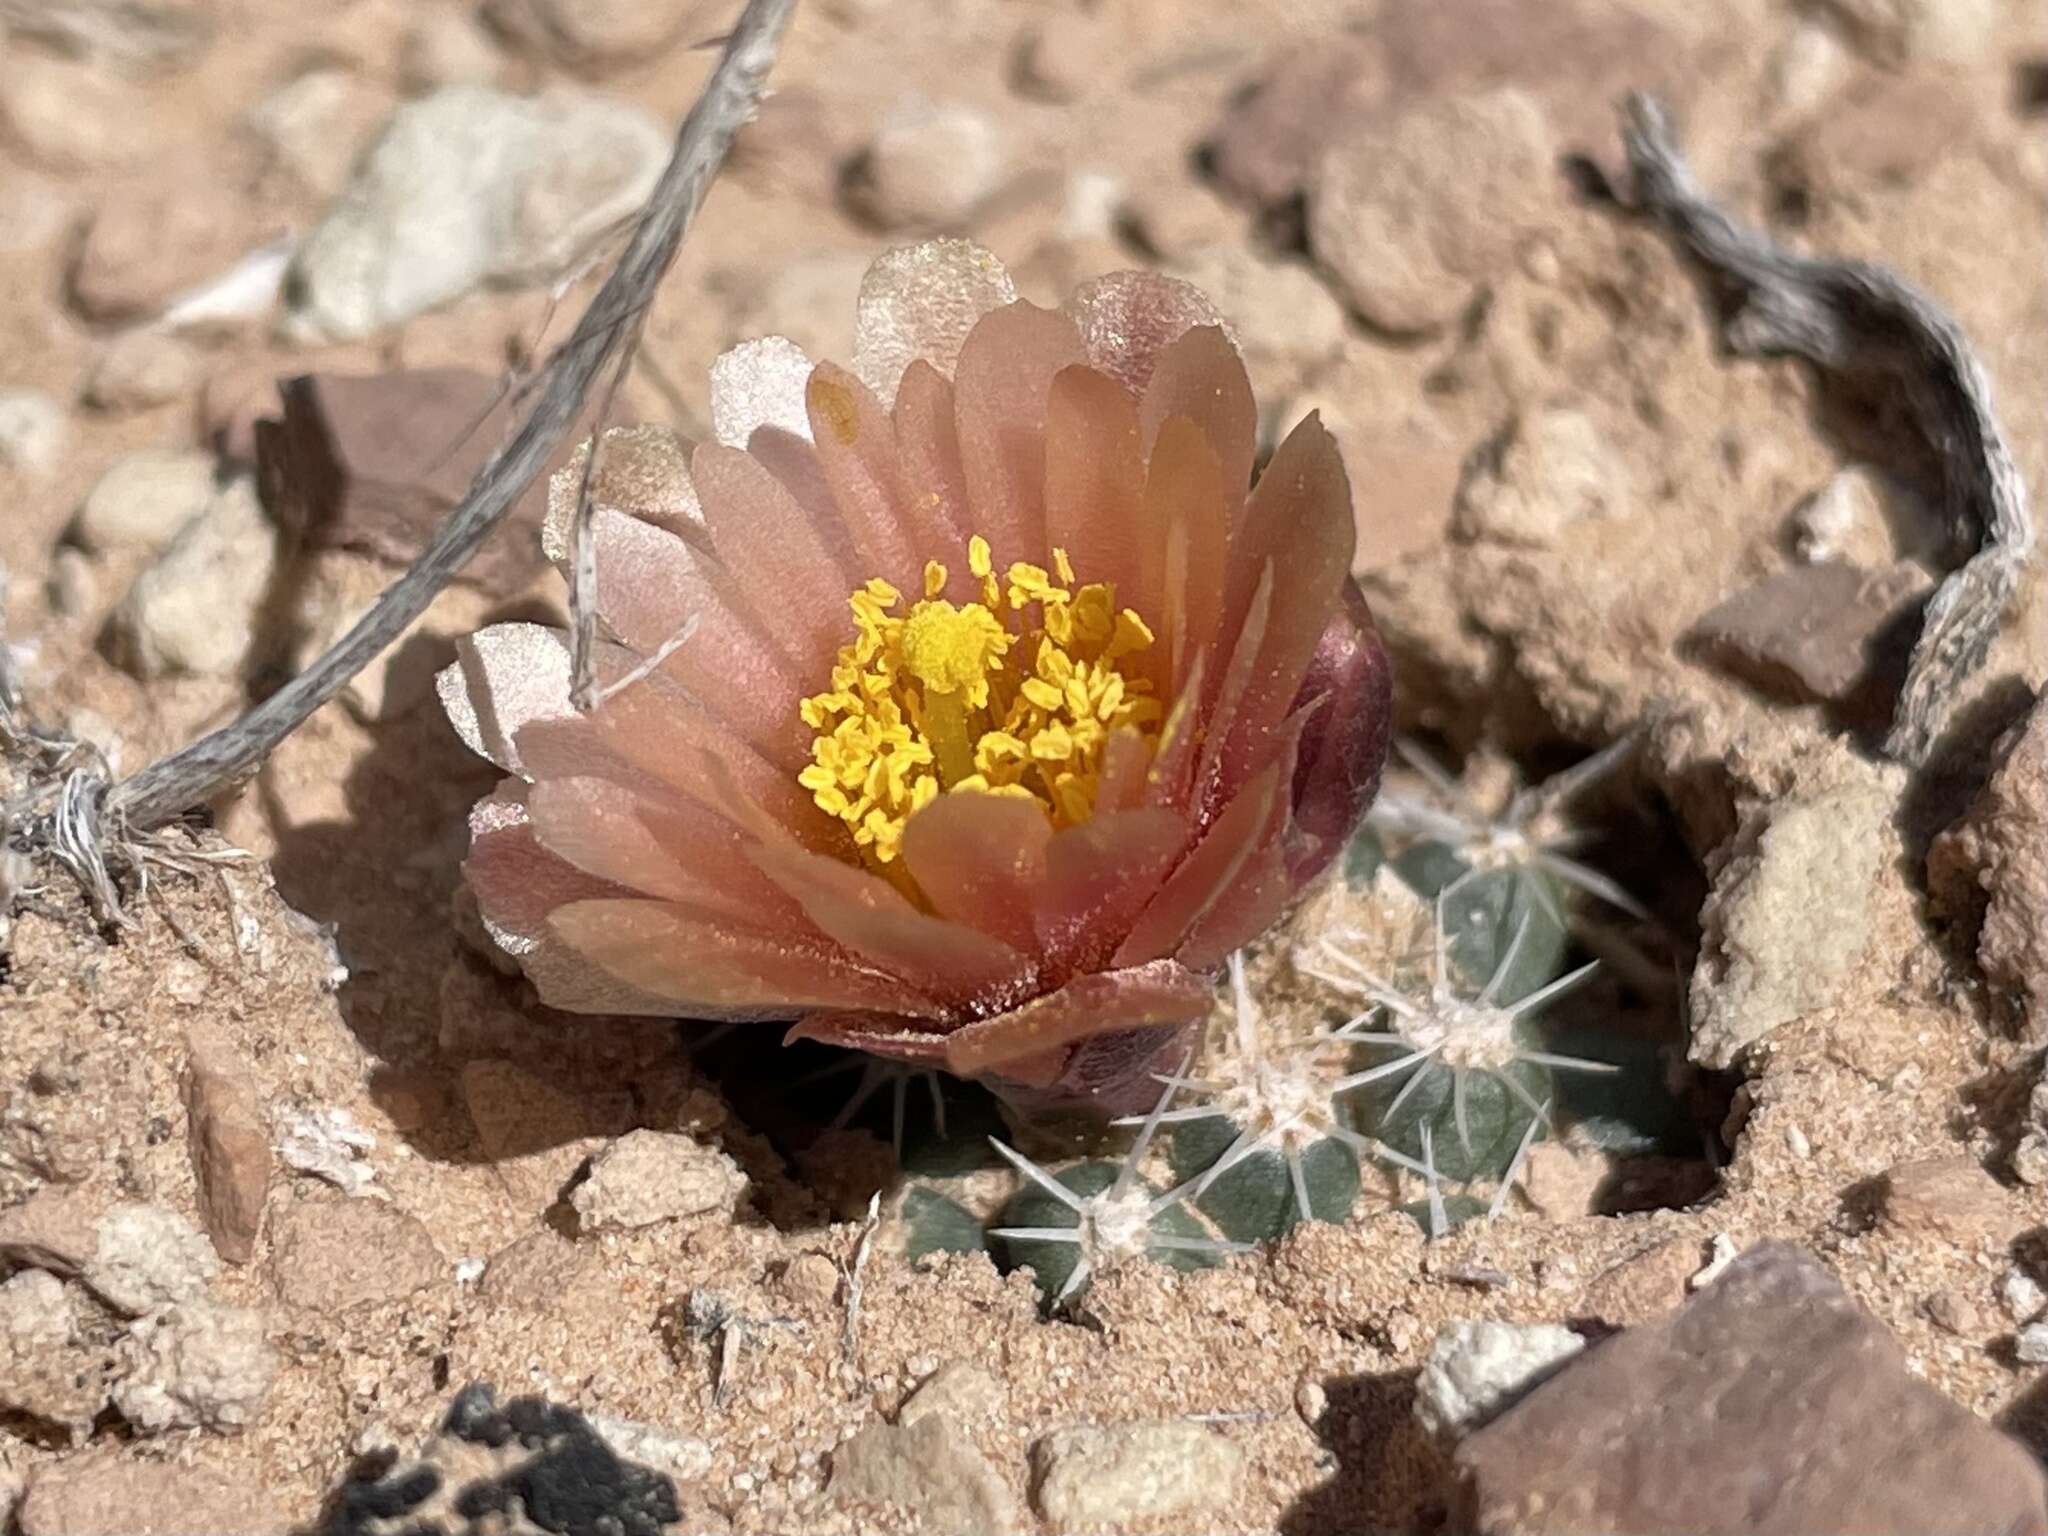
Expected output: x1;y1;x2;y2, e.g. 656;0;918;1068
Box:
1621;93;2035;766
108;0;796;831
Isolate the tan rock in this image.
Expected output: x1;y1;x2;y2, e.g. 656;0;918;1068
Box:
19;1451;287;1536
1581;1237;1698;1326
268;1197;444;1312
830;1416;1020;1536
570;1130;745;1234
1519;1142;1607;1221
0;1189;100;1278
70;185;253;322
1880;1155;2018;1247
899;1360;1002;1427
480;1230;594;1309
183;1026;272;1264
0;1271;111;1434
460;1059;606;1218
1032;1420;1246;1528
112;1300;275;1434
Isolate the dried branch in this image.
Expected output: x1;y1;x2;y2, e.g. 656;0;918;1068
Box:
1620;93;2035;766
106;0;797;833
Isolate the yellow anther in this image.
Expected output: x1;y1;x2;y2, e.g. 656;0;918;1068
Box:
798;537;1161;866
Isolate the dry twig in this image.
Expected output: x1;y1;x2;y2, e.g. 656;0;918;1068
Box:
103;0;795;833
1621;93;2035;766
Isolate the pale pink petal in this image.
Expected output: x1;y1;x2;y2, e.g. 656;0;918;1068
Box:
891;359;972;562
748;840;1036;1009
710;335;814;448
1033;807;1187;978
437;623;574;776
1064;270;1229;398
745;426;861;572
1139;324;1257;508
549;898;940;1017
1043;364;1145;597
1194;559;1274;810
1140;652;1208;813
952;300;1087;566
692;442;855;669
852;238;1018;404
806;362;923;592
898;791;1055;954
1095;727;1152;813
943;958;1213;1079
543;424;702;570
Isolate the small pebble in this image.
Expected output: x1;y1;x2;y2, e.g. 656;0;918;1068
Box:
2002;1271;2046;1323
2019;1324;2048;1365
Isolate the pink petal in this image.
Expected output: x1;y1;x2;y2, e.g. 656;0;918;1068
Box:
852;239;1019;404
748;840;1035;1008
806;362;923;593
1034;807;1186;979
1214;413;1355;799
1285;582;1393;885
1139;324;1257;509
692;441;854;670
1195;559;1274;812
785;1012;951;1065
527;775;807;932
1175;721;1305;970
745;425;855;570
891;359;972;559
952;300;1087;567
1141;415;1229;698
588;507;810;769
898;791;1054;954
998;1019;1203;1116
1095;726;1152;813
1115;754;1285;968
515;663;844;855
1140;652;1208;814
1064;270;1229;398
943;958;1213;1080
1043;364;1144;597
548;898;939;1017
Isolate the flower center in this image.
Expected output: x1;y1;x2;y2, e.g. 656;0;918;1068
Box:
798;536;1163;865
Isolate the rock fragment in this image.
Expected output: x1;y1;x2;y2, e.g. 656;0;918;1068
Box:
461;1059;611;1219
0;390;69;476
70;187;256;324
183;1027;273;1263
1817;0;2003;65
570;1130;745;1234
1688;762;1896;1069
1452;408;1629;549
1458;1244;2048;1536
1685;561;1929;704
19;1452;286;1536
276;1106;378;1197
0;54;151;170
1928;693;2048;1040
1413;1320;1585;1439
830;1416;1020;1536
246;68;394;200
1031;1420;1246;1528
1310;88;1555;334
898;1360;1002;1427
109;474;281;679
0;1271;111;1434
287;86;668;339
71;448;217;555
268;1198;444;1312
483;0;699;73
847;97;1004;232
1789;465;1937;567
1204;38;1381;208
83;333;201;413
85;1204;218;1318
1880;1155;2019;1247
112;1300;275;1434
258;368;576;595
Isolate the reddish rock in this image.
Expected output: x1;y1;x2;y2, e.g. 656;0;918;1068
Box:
20;1452;287;1536
1206;39;1383;209
1880;1154;2022;1248
1458;1244;2048;1536
182;1025;273;1264
255;368;597;596
1685;561;1930;704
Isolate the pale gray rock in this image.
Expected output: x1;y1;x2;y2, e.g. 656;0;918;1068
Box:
110;473;279;678
72;448;217;554
1414;1320;1586;1438
1031;1420;1246;1528
570;1129;745;1234
112;1300;275;1433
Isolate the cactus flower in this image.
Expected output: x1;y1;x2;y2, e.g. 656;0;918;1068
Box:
439;240;1392;1112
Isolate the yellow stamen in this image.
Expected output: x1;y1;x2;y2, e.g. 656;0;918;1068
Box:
798;538;1164;865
